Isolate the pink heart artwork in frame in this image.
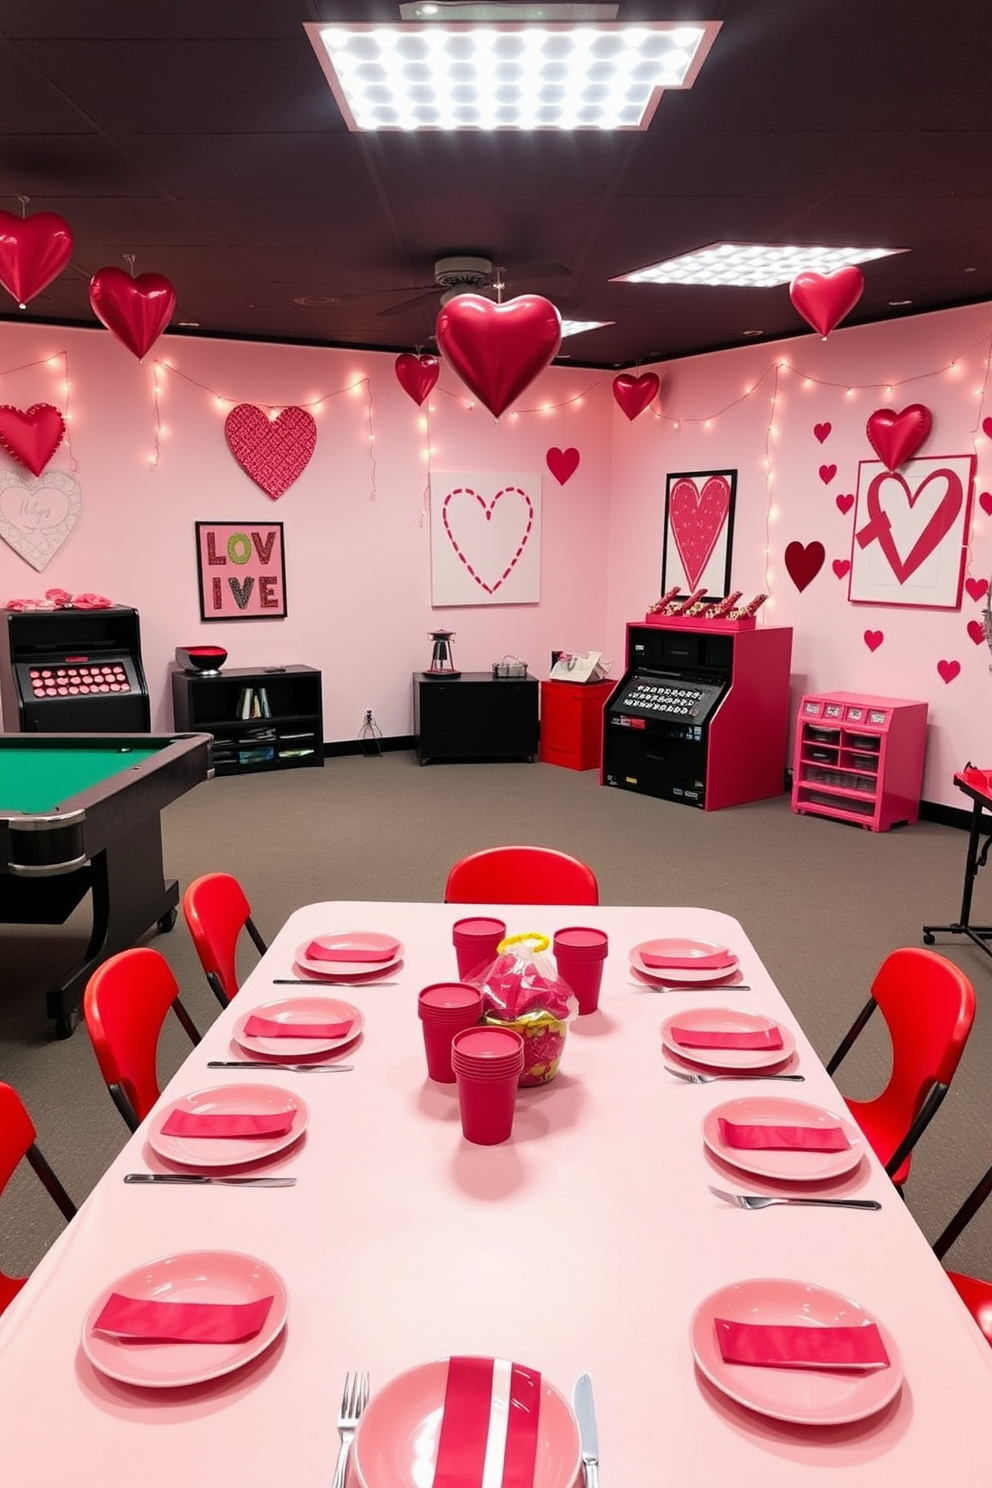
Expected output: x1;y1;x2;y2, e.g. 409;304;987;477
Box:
441;483;535;595
668;475;732;590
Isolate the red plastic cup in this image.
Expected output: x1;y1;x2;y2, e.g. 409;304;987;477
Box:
452;916;506;980
553;926;609;1015
451;1027;524;1144
418;983;484;1083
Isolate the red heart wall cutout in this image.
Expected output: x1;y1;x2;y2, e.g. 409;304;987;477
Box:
818;464;837;485
866;404;932;471
967;620;985;645
836;493;854;514
224;404;317;499
612;372;660;421
0;211;73;306
978;492;992;516
983;418;992;439
0;404;66;477
89;267;176;360
546;446;579;485
832;559;851;578
965;578;989;601
394;353;440;406
789;266;864;338
435;294;561;418
785;540;825;592
864;630;884;652
938;659;961;684
669;476;731;589
813;422;832;443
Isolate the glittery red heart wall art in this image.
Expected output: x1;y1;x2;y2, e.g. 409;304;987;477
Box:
224;404;317;499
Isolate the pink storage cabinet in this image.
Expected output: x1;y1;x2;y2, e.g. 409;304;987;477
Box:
792;691;928;831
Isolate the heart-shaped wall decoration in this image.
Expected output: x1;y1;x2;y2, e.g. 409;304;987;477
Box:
0;467;81;571
967;620;985;645
813;422;832;443
0;404;66;477
784;539;825;592
435;294;561;418
980;492;992;517
441;483;535;594
965;577;989;601
0;210;73;306
612;372;660;421
835;493;854;514
224;404;317;498
866;404;932;471
668;475;731;590
938;659;961;684
864;630;884;652
789;266;864;338
818;464;837;485
856;467;962;584
394;352;440;406
546;446;579;485
832;559;851;578
89;267;176;359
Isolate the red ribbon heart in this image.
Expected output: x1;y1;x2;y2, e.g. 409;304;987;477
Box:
612;372;660;421
855;467;962;584
866;404;933;471
0;211;73;306
88;267;176;360
784;540;825;592
224;404;317;499
435;294;561;418
394;353;440;406
789;266;864;338
0;404;66;477
546;446;579;485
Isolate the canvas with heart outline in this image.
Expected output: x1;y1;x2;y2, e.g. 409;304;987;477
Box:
849;454;975;609
430;471;541;606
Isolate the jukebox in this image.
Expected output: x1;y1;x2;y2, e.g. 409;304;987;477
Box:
0;606;151;732
602;618;793;810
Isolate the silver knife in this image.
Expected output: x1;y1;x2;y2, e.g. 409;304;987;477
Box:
124;1173;296;1187
572;1373;600;1488
207;1061;354;1071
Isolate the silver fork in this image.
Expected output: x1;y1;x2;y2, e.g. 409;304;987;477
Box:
331;1370;370;1488
709;1185;881;1211
664;1063;804;1083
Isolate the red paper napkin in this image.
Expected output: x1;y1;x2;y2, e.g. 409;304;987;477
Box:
717;1117;850;1151
93;1292;274;1343
244;1014;352;1039
433;1357;541;1488
715;1318;890;1371
306;939;395;963
671;1025;783;1050
160;1110;295;1138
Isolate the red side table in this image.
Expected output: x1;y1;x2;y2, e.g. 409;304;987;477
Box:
539;679;615;771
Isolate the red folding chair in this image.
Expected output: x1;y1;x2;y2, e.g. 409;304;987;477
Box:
183;872;268;1007
826;947;975;1186
83;947;201;1132
444;846;599;905
0;1083;76;1316
932;1161;992;1346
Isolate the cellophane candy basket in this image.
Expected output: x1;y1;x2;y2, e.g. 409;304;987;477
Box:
473;932;578;1086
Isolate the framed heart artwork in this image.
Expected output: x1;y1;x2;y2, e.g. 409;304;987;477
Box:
848;454;975;609
429;470;541;606
661;469;737;598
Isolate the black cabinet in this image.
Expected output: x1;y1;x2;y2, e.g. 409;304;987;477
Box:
413;672;538;764
171;665;323;775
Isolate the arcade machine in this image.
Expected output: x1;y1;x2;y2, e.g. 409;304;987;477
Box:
0;605;151;732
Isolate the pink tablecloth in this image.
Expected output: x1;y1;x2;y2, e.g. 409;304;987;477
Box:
2;902;990;1487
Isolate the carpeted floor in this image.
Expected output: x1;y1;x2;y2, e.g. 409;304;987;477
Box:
2;752;991;1284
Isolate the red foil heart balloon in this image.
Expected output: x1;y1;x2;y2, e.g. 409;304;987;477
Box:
0;211;73;306
789;266;864;338
394;353;440;406
435;294;561;418
612;373;660;421
0;404;66;477
865;404;932;471
88;267;176;359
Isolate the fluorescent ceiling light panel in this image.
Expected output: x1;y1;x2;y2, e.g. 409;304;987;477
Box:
304;20;720;131
560;318;614;337
613;243;903;289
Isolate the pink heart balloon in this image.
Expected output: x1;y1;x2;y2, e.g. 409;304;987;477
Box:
612;373;660;421
435;294;561;418
865;404;932;472
0;211;73;306
0;404;66;477
789;266;864;338
89;267;176;360
394;353;440;406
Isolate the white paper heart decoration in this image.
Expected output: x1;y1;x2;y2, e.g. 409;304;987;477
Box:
0;467;82;571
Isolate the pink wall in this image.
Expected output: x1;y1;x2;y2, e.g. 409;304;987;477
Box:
0;323;613;742
606;302;992;807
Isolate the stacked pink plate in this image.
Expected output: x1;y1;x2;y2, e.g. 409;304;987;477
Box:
630;936;740;986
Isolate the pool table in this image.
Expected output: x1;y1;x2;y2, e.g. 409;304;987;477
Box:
0;732;213;1037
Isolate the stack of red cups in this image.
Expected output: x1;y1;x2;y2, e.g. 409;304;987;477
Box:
452;916;506;980
450;1027;525;1144
418;983;485;1082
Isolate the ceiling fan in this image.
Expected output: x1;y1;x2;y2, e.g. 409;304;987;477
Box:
295;255;571;320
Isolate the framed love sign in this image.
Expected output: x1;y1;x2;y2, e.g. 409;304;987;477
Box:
848;454;975;609
195;521;287;621
662;469;736;598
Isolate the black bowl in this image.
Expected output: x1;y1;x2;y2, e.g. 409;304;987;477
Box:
175;645;228;674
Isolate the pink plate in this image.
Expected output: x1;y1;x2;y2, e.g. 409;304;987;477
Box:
233;996;363;1057
147;1084;308;1167
82;1250;288;1389
304;931;401;964
690;1277;903;1425
703;1095;864;1181
352;1358;581;1488
661;1008;795;1072
294;941;402;980
630;955;741;986
636;937;736;971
